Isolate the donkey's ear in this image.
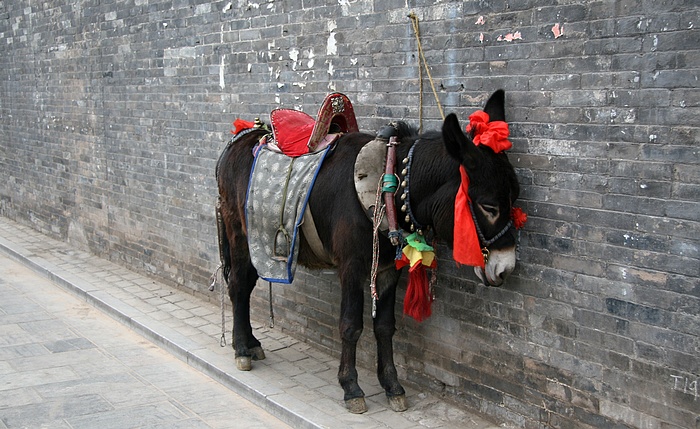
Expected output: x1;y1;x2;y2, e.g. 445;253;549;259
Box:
483;89;506;122
442;113;481;170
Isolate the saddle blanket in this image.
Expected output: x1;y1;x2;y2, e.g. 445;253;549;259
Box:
246;144;331;283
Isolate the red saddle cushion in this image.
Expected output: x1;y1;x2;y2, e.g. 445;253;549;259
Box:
270;109;315;157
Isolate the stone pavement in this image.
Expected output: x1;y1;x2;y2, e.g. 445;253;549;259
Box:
0;253;291;429
0;217;505;429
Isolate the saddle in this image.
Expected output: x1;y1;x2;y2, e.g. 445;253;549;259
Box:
266;92;359;157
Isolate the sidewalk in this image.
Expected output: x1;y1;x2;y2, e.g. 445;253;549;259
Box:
0;217;504;429
0;251;290;429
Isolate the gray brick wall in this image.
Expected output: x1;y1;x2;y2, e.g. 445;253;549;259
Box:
1;1;698;428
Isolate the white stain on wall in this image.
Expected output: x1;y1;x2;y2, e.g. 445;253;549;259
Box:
219;55;225;89
289;47;299;70
306;48;315;68
327;20;338;56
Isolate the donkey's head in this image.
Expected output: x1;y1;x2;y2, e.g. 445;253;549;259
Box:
442;90;522;286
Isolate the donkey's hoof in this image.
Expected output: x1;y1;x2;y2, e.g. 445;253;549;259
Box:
345;397;368;414
235;356;252;371
250;346;266;361
388;394;408;412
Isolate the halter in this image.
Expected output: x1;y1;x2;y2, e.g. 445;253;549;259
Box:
468;201;514;246
468;200;514;264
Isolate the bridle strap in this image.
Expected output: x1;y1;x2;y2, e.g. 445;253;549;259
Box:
468;200;514;247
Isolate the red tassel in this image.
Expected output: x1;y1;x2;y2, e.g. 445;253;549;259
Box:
232;118;255;134
403;264;433;322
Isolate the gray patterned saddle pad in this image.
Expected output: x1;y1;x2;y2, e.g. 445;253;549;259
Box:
246;145;331;283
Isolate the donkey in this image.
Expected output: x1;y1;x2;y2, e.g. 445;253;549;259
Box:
215;90;521;413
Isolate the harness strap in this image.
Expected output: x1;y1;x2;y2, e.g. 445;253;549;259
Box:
383;136;401;246
272;158;296;260
300;205;334;264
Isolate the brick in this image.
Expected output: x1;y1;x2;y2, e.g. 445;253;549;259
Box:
1;1;699;428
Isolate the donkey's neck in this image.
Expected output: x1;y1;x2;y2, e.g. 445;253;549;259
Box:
396;139;461;244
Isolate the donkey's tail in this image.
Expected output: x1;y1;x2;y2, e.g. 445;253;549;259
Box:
215;197;231;283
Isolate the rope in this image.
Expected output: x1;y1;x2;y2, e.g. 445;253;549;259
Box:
208;265;227;347
369;177;385;318
220;273;228;347
408;12;445;133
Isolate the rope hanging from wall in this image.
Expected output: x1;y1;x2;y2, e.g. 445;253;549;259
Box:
408;12;445;133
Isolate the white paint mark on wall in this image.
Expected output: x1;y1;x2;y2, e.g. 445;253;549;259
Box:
327;60;334;76
223;2;232;12
327;20;338;56
338;0;351;15
306;48;315;68
289;47;299;70
671;375;699;399
219;55;225;89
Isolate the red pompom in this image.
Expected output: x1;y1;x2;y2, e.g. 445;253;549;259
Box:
511;206;528;229
232;118;255;134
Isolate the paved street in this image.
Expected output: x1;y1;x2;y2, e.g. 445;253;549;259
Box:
0;217;504;429
0;254;290;429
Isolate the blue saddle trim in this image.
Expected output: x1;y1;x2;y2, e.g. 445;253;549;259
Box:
245;144;332;284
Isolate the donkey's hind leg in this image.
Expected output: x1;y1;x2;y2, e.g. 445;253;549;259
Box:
373;268;407;411
228;252;264;371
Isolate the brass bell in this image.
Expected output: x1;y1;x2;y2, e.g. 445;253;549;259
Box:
401;168;407;176
401;180;407;188
401;204;407;212
405;215;410;223
402;157;409;164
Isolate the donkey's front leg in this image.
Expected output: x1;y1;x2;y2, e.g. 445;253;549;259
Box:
337;265;367;413
373;268;407;411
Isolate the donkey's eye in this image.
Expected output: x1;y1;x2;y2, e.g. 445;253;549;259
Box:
479;204;499;217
